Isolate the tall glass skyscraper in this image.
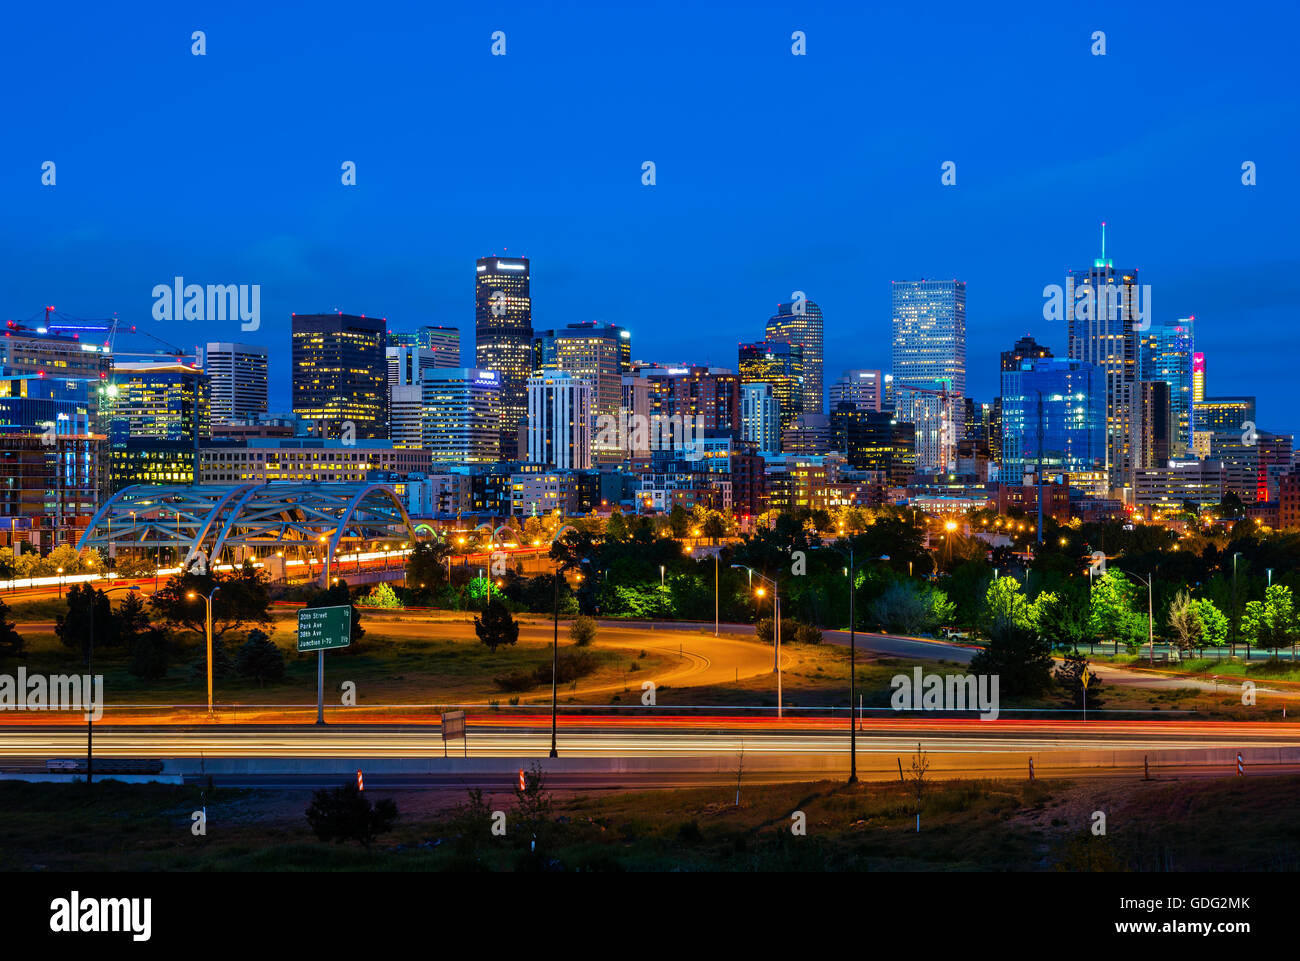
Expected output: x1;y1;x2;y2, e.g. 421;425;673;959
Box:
475;256;533;459
1139;317;1194;458
1066;235;1141;490
766;300;823;415
1000;358;1107;494
891;279;966;473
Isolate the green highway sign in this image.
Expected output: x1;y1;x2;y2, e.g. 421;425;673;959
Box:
297;605;352;652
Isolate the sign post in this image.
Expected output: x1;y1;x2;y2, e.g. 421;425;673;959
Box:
297;605;351;725
441;710;467;757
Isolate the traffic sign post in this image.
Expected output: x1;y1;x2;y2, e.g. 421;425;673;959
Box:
297;605;351;725
441;710;467;758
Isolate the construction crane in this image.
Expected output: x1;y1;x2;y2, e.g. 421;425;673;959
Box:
894;381;958;473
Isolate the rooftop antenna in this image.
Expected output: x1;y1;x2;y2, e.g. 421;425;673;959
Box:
1101;221;1106;262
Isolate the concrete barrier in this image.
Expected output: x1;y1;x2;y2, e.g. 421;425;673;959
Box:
163;746;1300;778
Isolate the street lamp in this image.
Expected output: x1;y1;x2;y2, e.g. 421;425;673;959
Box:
86;579;141;785
732;565;783;717
826;540;889;784
1118;569;1154;665
659;564;665;588
57;567;65;600
187;586;222;716
1232;552;1243;659
550;558;560;758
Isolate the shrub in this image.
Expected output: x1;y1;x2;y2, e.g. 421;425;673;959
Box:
755;617;800;645
357;582;402;609
494;671;536;693
568;615;598;646
794;623;823;645
305;780;398;847
535;649;599;685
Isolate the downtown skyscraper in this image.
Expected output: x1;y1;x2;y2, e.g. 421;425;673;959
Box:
202;342;268;425
290;313;388;439
1065;230;1143;492
1139;318;1195;458
891;279;966;473
766;299;824;415
475;256;533;459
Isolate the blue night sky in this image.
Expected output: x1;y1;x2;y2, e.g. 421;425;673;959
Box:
5;1;1298;432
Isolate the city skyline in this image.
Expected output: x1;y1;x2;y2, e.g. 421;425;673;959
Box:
5;2;1296;433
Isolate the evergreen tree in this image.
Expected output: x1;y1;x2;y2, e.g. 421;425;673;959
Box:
236;628;286;685
474;599;519;652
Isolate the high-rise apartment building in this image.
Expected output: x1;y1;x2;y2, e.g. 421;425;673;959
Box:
527;371;593;470
891;279;966;473
766;300;823;415
203;342;268;426
741;383;781;456
291;313;388;439
1192;352;1206;403
667;366;741;434
475;256;533;458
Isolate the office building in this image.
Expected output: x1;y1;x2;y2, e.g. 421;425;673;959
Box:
534;322;627;460
999;358;1107;493
527;371;593;470
766;300;823;415
1194;396;1256;434
1;320;114;381
891;279;966;473
1000;335;1052;373
291;313;388;439
420;368;502;464
1065;236;1142;491
202;342;268;426
475;256;533;458
103;361;210;445
388;326;460;367
739;341;804;433
830;403;916;486
829;369;884;412
1139;318;1195;457
198;438;430;484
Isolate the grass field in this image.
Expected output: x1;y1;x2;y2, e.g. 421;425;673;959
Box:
3;771;1296;871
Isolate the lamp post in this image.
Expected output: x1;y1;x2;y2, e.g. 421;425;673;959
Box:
188;586;222;716
550;557;560;758
826;542;890;784
1118;569;1154;665
87;579;141;785
732;565;782;717
57;567;65;600
1232;552;1242;659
